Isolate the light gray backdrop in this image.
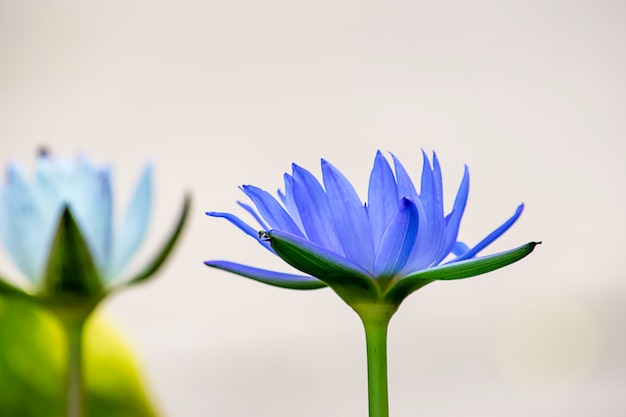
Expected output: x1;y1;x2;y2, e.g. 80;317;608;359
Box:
1;1;624;416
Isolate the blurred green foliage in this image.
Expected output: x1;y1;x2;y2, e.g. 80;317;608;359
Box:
0;295;159;417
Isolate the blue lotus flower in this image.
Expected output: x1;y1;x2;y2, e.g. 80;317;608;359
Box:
206;150;538;309
205;150;538;417
0;152;190;315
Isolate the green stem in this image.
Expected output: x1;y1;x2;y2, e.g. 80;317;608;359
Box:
358;304;396;417
60;318;86;417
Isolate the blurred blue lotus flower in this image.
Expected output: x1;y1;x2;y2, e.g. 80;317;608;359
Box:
1;155;148;283
206;150;538;308
0;152;190;315
0;151;189;417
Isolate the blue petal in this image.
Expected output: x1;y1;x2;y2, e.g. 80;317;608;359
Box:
36;156;113;273
205;260;326;290
434;165;469;265
431;152;445;215
277;188;287;205
237;201;269;230
391;154;432;270
206;211;273;252
281;172;304;231
114;194;191;290
321;159;375;270
419;150;435;202
452;241;470;256
419;151;445;260
241;185;304;237
390;153;419;202
106;164;151;279
75;159;113;271
2;163;52;282
452;203;525;262
291;164;343;254
367;151;399;246
373;198;419;277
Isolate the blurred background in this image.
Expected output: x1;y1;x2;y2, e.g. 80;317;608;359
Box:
1;0;624;416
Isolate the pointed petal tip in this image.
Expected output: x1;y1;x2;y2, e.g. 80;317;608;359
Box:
373;150;390;166
240;184;258;193
291;164;308;179
136;162;154;187
320;158;340;172
421;149;432;169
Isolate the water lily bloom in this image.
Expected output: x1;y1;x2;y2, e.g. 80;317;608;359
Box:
0;151;190;417
0;153;189;312
205;150;538;417
206;150;536;306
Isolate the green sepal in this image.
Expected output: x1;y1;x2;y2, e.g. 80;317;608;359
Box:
40;206;103;310
384;241;540;304
110;194;191;292
0;274;31;300
266;229;380;305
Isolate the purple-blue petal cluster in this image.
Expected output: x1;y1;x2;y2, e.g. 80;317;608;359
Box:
206;151;524;287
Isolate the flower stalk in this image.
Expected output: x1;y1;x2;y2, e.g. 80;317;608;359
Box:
364;320;389;417
61;316;86;417
356;303;396;417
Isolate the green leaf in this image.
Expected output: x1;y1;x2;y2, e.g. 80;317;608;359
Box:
113;194;191;291
0;296;159;417
42;206;103;302
267;229;380;304
384;241;540;304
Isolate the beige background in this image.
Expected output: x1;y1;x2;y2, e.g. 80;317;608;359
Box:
1;0;625;416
